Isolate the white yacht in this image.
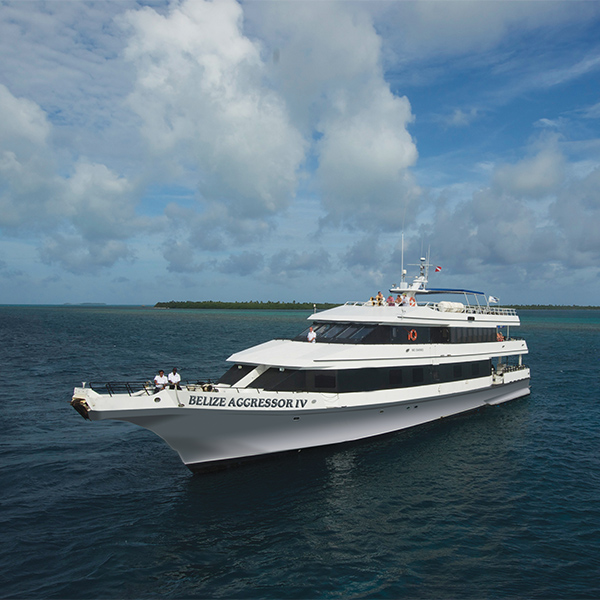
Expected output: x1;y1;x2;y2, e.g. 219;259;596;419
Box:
71;258;530;472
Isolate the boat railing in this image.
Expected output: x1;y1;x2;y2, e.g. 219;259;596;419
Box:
88;380;219;396
344;300;517;316
458;304;517;316
89;381;153;396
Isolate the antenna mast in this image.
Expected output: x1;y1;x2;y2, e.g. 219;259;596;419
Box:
401;232;405;284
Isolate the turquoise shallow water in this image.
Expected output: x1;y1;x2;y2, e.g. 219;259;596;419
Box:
1;306;599;599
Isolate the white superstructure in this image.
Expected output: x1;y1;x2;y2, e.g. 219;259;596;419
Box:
71;258;530;472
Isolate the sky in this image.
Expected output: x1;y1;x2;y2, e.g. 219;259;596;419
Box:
2;0;600;306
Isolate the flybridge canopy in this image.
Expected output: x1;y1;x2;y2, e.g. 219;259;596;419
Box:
388;284;485;296
412;287;485;296
390;254;488;298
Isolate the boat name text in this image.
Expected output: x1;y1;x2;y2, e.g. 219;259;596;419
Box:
188;395;308;409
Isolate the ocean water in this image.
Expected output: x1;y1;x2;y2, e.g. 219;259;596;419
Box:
1;306;599;599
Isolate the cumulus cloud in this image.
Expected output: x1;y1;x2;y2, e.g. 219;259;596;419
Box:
269;249;331;278
163;238;205;274
0;84;59;229
40;235;133;274
219;252;264;276
0;83;50;149
122;0;306;224
0;84;142;272
247;1;420;232
421;138;600;283
550;166;600;266
493;146;565;199
376;1;600;59
317;88;419;230
444;108;480;128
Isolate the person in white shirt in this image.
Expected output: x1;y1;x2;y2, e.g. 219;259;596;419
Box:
168;367;181;390
307;327;316;343
154;370;168;393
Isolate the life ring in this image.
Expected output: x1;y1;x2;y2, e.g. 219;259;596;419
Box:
409;297;416;307
408;329;418;341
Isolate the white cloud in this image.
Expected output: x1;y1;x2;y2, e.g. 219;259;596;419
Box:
219;251;264;276
444;108;480;128
269;249;331;278
0;83;50;149
376;1;600;59
40;235;133;274
247;2;420;232
0;84;61;229
317;88;419;230
550;165;600;266
421;138;600;284
122;0;306;223
0;84;143;272
493;146;565;199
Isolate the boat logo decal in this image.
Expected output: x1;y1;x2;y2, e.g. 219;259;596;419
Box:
188;395;309;409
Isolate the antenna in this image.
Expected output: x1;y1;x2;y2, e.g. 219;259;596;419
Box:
426;244;431;281
401;232;405;283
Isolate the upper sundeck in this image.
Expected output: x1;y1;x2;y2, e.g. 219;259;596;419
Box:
343;299;517;317
310;301;520;327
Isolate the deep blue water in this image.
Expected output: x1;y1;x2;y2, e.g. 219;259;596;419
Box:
1;306;599;599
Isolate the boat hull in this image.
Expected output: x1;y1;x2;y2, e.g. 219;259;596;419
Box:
73;374;530;472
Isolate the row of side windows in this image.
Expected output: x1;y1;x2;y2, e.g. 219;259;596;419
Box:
294;324;498;345
219;360;492;393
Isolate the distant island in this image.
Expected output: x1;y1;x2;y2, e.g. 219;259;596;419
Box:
154;301;599;310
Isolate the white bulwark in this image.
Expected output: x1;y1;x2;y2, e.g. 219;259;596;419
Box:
72;258;530;472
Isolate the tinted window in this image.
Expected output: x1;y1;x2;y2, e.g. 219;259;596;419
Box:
412;367;424;384
389;368;403;386
314;374;336;389
218;364;255;385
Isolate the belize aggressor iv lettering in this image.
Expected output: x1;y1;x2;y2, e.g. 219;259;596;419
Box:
188;395;309;409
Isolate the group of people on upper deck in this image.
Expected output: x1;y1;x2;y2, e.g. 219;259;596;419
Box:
371;291;413;307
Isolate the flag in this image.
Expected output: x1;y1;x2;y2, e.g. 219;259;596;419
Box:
488;295;499;304
434;266;442;272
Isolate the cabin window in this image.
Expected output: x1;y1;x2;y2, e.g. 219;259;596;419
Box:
412;367;424;384
251;368;308;391
431;327;451;343
335;325;359;340
389;368;403;387
225;359;493;393
218;364;255;385
314;373;336;390
319;324;347;340
295;324;499;345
